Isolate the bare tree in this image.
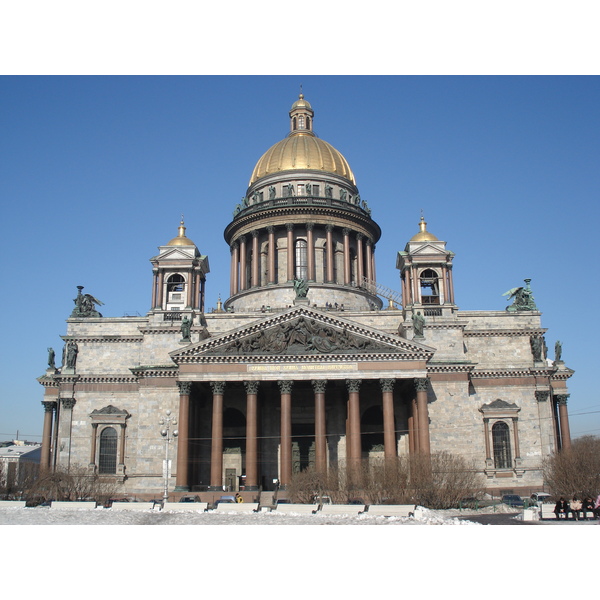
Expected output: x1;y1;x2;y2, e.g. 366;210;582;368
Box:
543;435;600;498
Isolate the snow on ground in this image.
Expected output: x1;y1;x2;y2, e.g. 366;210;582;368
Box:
0;504;514;525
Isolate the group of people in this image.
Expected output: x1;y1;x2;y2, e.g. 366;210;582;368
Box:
553;495;600;520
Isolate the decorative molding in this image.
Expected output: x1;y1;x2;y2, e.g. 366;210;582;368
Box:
463;329;547;338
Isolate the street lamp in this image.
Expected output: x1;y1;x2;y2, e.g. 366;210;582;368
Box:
159;410;178;503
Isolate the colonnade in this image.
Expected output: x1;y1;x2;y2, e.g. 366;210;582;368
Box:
401;262;455;306
229;223;377;296
174;377;431;491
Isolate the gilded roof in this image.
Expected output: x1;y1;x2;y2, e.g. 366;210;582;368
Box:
410;216;439;242
249;94;356;185
167;219;195;246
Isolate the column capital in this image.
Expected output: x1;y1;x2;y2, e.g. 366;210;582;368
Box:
61;398;76;410
178;381;192;395
239;235;247;244
535;390;550;402
42;400;56;413
356;232;364;241
380;378;396;393
278;380;294;394
342;227;351;236
312;380;327;393
286;223;294;232
252;229;259;238
267;225;275;234
306;222;314;231
326;224;334;233
244;381;260;394
346;379;362;393
555;393;570;405
210;381;226;395
414;377;430;392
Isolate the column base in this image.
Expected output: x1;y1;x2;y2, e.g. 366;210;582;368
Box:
244;485;259;492
174;485;190;492
208;486;224;492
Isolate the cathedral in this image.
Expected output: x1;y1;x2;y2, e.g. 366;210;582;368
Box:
37;94;574;500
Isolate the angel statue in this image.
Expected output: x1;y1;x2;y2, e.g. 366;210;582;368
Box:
293;278;309;298
71;286;104;317
503;278;537;312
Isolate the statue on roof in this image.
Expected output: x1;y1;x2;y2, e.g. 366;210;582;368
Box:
503;279;537;312
413;311;425;338
47;347;55;369
71;286;104;318
293;278;309;298
555;340;563;362
180;316;192;342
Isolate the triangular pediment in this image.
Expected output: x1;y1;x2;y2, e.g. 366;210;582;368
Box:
408;242;447;256
171;306;435;364
152;246;199;262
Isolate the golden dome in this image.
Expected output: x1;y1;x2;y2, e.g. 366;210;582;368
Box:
249;94;356;185
167;218;195;246
410;216;439;242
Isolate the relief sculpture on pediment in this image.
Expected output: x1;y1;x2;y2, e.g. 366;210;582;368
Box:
214;316;389;356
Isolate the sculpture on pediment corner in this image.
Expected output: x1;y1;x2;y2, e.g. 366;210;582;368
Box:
413;311;425;338
503;278;537;312
180;316;192;342
71;286;104;318
47;347;55;369
65;340;78;368
555;340;562;362
293;278;309;299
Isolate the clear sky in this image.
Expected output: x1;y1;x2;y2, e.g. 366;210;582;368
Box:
1;75;599;443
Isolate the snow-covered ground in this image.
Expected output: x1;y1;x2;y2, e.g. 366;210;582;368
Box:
0;503;517;525
3;503;592;598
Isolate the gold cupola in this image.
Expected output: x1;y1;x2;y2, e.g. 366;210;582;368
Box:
167;217;195;246
410;215;439;242
248;94;356;185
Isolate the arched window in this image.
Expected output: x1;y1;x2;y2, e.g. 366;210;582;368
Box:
492;421;512;469
167;273;185;292
99;427;118;474
420;268;440;305
295;239;308;280
298;115;305;129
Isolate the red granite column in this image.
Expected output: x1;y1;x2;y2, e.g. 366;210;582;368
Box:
366;239;373;282
409;396;419;454
252;230;259;287
267;226;276;285
326;225;334;283
347;380;362;466
151;269;158;309
343;228;351;285
40;401;55;473
175;381;191;491
231;242;239;296
239;236;247;291
306;223;315;281
157;270;164;308
312;380;327;473
380;379;396;459
244;381;260;490
557;395;572;451
356;233;364;286
415;378;431;455
286;224;294;282
278;381;293;487
447;265;455;304
209;382;226;490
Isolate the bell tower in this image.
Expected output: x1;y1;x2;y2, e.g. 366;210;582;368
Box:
149;218;210;316
396;215;456;318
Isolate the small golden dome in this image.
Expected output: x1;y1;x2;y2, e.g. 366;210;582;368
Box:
167;218;195;246
291;93;312;110
410;215;438;242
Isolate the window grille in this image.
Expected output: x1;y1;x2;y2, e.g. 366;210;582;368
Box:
99;427;118;474
492;421;512;469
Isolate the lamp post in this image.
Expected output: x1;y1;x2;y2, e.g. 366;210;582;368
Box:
159;410;178;503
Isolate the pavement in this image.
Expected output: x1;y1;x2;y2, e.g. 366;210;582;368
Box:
457;512;600;525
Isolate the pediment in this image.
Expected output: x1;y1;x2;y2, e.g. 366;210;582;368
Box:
408;242;447;256
171;306;435;363
152;246;198;262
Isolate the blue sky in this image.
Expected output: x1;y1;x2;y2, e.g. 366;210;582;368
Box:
1;75;599;442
